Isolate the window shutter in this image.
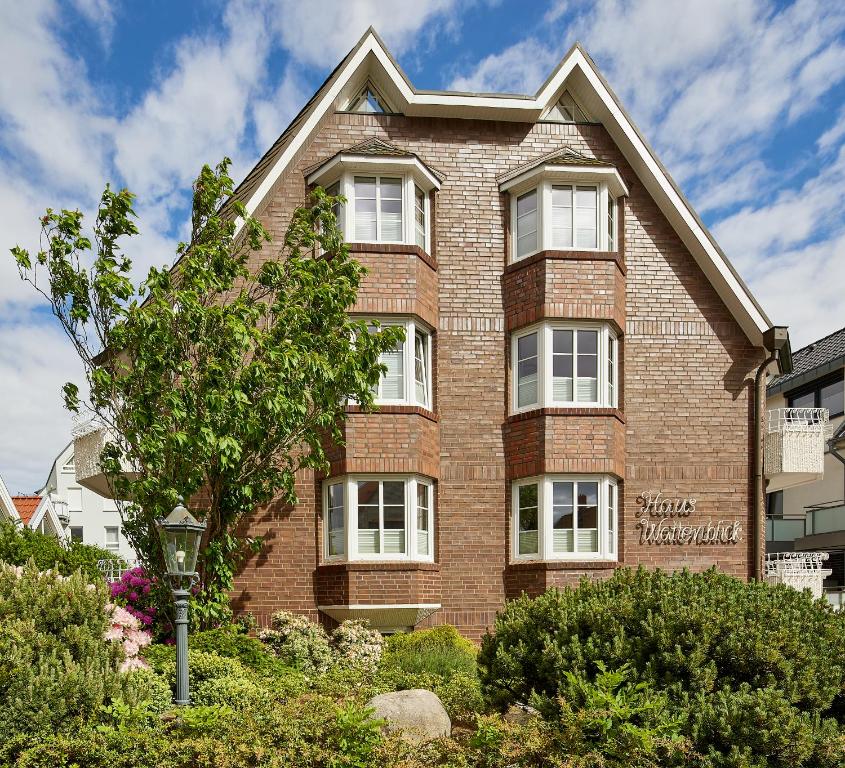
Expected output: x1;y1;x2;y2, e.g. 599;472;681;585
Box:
381;344;404;399
380;178;403;241
551;185;573;248
574;186;597;248
354;177;377;240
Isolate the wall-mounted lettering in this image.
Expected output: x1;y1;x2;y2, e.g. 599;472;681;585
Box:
635;491;743;545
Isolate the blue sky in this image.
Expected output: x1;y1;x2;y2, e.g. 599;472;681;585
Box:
1;0;845;493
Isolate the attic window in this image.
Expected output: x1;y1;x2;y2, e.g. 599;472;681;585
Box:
348;83;392;114
544;90;590;123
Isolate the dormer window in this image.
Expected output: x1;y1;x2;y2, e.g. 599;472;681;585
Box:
500;153;628;261
307;139;440;253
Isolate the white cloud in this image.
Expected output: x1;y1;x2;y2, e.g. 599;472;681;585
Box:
449;38;560;93
818;104;845;152
70;0;116;48
252;66;310;152
266;0;465;69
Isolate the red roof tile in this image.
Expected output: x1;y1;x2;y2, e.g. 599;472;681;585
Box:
12;495;41;525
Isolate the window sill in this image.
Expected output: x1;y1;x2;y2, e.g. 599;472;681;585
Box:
508;407;625;424
317;561;439;573
505;249;624;276
345;404;438;422
348;242;436;271
506;559;619;571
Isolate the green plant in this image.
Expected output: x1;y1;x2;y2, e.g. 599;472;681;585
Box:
332;620;383;671
188;625;293;675
0;518;119;581
479;567;845;767
12;160;403;627
0;561;148;740
259;610;334;675
382;625;477;678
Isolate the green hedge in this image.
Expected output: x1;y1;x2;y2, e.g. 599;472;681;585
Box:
478;567;845;767
0;518;120;581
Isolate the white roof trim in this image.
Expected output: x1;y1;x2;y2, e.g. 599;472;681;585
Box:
499;163;629;198
0;475;20;523
306;153;441;191
235;29;773;345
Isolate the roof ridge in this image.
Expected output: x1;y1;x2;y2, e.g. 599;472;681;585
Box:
792;325;845;358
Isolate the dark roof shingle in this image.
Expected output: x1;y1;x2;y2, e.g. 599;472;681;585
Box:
768;326;845;395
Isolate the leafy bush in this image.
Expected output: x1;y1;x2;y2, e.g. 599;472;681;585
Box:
0;518;120;581
382;625;477;678
479;567;845;767
0;561;148;739
109;566;157;629
188;624;293;675
332;619;383;671
259;610;334;675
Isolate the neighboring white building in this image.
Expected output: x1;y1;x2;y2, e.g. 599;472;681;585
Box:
0;472;66;539
39;441;136;560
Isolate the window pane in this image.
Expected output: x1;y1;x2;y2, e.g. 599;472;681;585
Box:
70;526;83;542
417;483;430;556
517;483;539;555
357;481;380;555
383;481;405;506
607;337;616;407
517;332;539;408
415;330;429;407
105;526;119;550
552;329;574;402
328;484;345;556
607;484;616;555
789;390;816;409
415;186;426;249
576;330;599;402
551;185;573;248
552;481;574;553
607;197;616;251
575;186;597;248
577;482;599;553
354;177;377;240
516;190;538;258
380;177;403;241
821;378;844;417
379;342;405;400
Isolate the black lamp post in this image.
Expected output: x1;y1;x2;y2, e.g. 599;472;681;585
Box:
156;497;206;706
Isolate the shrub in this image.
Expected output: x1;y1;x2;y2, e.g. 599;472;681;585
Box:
259;610;333;675
479;567;845;767
0;518;120;581
382;624;477;678
188;624;293;675
0;561;148;739
332;620;383;671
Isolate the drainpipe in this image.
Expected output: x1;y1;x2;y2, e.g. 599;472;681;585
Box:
753;326;792;580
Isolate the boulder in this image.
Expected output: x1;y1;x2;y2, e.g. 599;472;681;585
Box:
366;689;451;744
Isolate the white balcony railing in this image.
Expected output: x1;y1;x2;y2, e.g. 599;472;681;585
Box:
72;417;137;499
764;551;832;599
764;408;827;492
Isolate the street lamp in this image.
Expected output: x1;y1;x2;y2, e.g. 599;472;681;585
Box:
156;497;206;706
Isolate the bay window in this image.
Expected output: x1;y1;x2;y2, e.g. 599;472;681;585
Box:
368;318;433;408
306;153;439;253
512;322;619;412
323;475;434;562
513;475;618;561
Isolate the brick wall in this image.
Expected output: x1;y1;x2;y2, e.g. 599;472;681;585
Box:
232;111;762;639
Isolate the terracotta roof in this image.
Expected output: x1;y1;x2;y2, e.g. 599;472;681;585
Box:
12;495;41;525
768;326;845;395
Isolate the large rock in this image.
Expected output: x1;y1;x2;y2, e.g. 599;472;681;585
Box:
366;689;451;744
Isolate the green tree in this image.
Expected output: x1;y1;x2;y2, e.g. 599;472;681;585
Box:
11;159;402;626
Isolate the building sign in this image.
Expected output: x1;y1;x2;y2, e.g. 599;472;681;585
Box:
635;491;742;545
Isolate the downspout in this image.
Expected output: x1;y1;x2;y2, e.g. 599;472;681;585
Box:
753;326;792;581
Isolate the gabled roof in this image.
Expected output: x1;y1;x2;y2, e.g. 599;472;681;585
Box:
230;27;778;347
0;474;20;523
768;326;845;395
12;495;42;525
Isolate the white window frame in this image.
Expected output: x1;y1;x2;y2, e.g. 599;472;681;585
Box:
511;179;617;261
322;475;434;563
511;321;619;414
104;525;120;552
336;172;431;252
512;475;618;562
367;317;433;409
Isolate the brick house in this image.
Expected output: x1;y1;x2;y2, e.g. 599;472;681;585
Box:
73;28;803;637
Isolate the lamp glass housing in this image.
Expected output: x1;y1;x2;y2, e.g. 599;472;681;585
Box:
157;504;205;577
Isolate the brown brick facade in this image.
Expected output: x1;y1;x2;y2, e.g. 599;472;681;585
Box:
232;110;762;640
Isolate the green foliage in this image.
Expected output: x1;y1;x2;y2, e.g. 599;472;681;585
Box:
0;561;146;740
188;624;294;675
478;567;845;767
0;518;119;581
331;620;383;671
12;160;403;626
383;624;478;678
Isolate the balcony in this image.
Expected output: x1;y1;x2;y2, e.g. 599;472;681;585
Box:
764;408;827;492
72;419;137;498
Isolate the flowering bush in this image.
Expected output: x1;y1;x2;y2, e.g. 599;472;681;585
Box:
332;620;383;671
109;566;157;629
259;610;334;675
105;602;152;672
